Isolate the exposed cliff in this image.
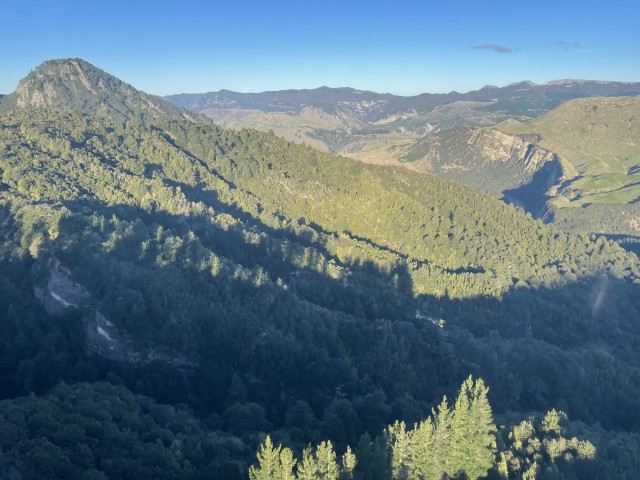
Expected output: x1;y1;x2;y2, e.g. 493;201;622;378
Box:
401;127;562;202
33;259;195;368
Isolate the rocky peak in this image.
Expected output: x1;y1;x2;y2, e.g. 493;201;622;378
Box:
0;58;198;123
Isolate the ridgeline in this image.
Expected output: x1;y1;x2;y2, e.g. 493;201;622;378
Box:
1;59;640;478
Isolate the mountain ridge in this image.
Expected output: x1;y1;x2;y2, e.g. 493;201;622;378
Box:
166;79;640;121
2;57;640;478
164;79;640;162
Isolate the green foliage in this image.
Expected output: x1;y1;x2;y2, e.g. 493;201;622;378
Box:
387;376;495;480
383;386;626;480
2;89;640;480
0;382;250;479
452;377;496;479
548;203;640;256
496;410;598;479
297;446;319;480
249;436;285;480
251;437;348;480
340;446;357;479
280;448;298;480
542;409;564;435
1;107;640;435
315;441;340;480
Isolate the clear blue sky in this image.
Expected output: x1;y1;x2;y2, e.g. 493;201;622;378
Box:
2;0;639;96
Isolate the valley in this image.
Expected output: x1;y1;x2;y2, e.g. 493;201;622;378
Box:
497;96;640;207
0;59;639;478
170;81;640;257
166;80;640;163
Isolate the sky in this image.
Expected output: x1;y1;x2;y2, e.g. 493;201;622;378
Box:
2;0;639;96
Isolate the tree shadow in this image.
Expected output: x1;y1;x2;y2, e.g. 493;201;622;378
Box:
38;192;640;437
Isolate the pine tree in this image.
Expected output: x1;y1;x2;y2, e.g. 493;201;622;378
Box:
280;448;297;480
409;417;436;480
340;445;357;480
385;376;496;480
463;377;496;480
387;421;411;480
449;377;473;478
316;440;340;480
249;435;282;480
297;445;319;480
431;395;453;478
370;434;392;480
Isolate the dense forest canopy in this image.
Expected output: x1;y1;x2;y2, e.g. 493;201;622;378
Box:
0;59;639;478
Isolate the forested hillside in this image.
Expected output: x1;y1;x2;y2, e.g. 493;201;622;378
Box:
1;59;640;478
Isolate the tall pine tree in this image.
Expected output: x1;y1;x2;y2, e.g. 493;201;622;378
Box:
249;436;283;480
387;376;496;480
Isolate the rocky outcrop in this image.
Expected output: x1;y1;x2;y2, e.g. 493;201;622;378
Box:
403;127;561;199
0;58;197;123
34;259;196;368
34;264;91;317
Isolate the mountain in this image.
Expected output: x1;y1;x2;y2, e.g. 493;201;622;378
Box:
2;59;640;477
167;80;640;124
165;80;640;159
498;96;640;206
184;81;640;255
496;96;640;253
0;58;199;123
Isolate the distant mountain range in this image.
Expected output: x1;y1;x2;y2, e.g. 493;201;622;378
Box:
164;80;640;171
166;80;640;124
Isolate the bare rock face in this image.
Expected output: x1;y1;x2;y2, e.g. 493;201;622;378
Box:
402;127;561;200
86;310;140;363
15;59;96;108
33;259;196;368
33;261;126;359
86;309;196;368
0;58;197;123
34;264;91;317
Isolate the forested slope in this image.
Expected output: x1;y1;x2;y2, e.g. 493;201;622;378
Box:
1;59;640;478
